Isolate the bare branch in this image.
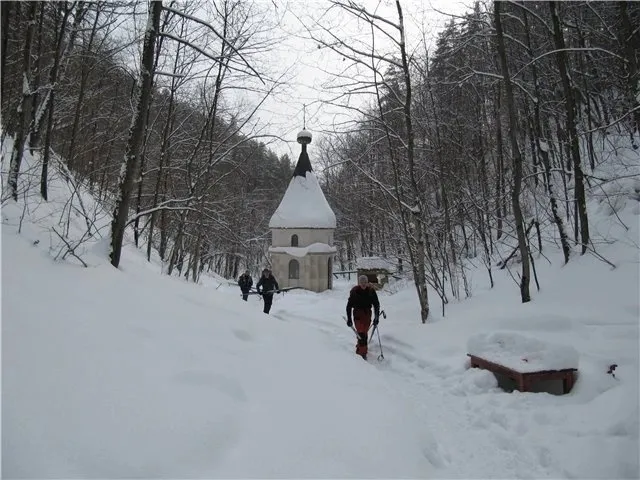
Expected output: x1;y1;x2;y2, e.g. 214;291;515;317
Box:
51;227;88;267
514;47;628;79
162;5;265;83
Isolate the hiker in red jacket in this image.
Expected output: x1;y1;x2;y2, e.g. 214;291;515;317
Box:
346;275;380;360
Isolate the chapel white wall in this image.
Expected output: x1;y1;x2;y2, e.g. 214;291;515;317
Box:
271;252;331;293
271;228;333;248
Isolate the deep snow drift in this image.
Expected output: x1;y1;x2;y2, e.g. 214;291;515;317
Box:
2;135;639;478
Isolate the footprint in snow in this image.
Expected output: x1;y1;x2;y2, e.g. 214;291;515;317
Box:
536;445;553;468
232;329;252;342
420;435;447;468
173;371;247;402
130;326;153;339
380;334;415;350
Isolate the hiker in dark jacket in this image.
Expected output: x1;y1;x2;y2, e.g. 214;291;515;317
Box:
238;270;253;301
256;268;279;314
346;275;380;360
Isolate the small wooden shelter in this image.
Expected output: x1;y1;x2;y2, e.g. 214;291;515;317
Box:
356;256;394;290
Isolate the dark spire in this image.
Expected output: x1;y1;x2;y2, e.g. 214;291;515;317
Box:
292;145;313;178
293;129;313;178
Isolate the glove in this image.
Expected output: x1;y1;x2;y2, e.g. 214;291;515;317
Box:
373;314;379;326
346;318;353;327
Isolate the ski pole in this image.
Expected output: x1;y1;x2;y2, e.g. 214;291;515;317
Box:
368;310;385;343
376;326;384;360
368;325;377;343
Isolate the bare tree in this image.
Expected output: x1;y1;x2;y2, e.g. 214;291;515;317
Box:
618;1;640;139
305;0;431;321
549;1;589;255
493;1;530;302
516;3;571;264
110;0;163;268
40;2;80;200
7;2;37;202
0;1;12;101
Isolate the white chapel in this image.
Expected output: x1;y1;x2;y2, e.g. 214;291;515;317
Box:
268;129;336;292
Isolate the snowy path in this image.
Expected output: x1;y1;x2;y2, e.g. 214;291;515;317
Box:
270;291;633;479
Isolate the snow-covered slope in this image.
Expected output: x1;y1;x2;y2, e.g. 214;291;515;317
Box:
2;134;638;479
1;142;431;477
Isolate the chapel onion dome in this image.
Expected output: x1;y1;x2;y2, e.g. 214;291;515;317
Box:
268;128;336;229
297;129;312;145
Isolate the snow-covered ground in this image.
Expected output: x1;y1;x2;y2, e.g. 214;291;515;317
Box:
2;136;639;478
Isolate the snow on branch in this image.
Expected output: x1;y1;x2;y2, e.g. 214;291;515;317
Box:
506;1;552;34
155;70;186;78
582;105;640;134
126;197;198;226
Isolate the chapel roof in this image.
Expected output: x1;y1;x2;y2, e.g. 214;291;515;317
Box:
268;130;336;230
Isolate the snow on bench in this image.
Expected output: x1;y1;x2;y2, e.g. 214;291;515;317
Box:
467;332;579;394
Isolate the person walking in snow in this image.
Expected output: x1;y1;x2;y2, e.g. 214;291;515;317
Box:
346;275;380;360
238;270;253;301
256;268;279;314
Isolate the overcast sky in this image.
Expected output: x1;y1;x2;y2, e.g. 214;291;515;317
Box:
240;0;473;160
120;0;473;161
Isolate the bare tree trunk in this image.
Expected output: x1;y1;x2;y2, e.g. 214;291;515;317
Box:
552;115;573;230
190;228;203;282
1;1;12;101
395;0;429;322
494;1;530;303
442;184;459;300
109;0;162;268
147;25;181;261
29;3;45;154
525;109;539;188
67;4;100;171
522;8;570;264
41;4;74;200
479;99;494;255
618;1;640;139
494;86;505;240
133;147;147;247
159;192;169;260
477;206;494;288
575;21;596;170
32;2;84;157
550;1;589;255
168;221;185;275
7;2;37;202
147;97;175;261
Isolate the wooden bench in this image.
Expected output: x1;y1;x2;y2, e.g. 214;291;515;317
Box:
468;354;577;394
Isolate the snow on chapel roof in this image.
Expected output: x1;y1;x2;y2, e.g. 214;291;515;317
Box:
268;131;336;229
